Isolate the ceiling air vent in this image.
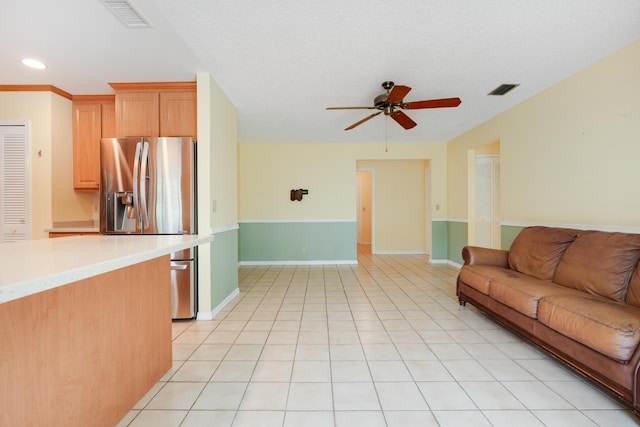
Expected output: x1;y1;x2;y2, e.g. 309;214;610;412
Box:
488;84;519;96
100;0;151;28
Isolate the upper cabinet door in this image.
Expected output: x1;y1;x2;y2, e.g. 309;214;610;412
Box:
116;91;160;137
160;90;197;137
72;103;101;191
110;82;196;138
72;95;115;192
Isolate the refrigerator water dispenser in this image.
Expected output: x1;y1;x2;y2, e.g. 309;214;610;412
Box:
105;191;137;233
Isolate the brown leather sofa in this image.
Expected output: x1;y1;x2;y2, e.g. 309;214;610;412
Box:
457;226;640;412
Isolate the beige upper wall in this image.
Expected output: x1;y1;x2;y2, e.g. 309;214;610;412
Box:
0;92;51;239
0;91;90;239
238;142;448;223
196;75;213;237
197;73;238;231
0;91;96;239
50;94;97;224
210;78;238;229
448;39;640;228
474;140;500;155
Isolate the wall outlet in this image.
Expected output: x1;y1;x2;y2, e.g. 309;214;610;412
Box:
301;247;306;254
211;200;217;212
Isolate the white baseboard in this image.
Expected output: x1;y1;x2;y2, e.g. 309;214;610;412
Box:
373;251;426;255
238;260;358;266
430;258;462;268
196;288;240;320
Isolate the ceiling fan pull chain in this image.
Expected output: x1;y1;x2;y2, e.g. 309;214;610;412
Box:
385;116;389;153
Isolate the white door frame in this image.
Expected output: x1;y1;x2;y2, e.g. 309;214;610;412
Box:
356;177;362;243
424;164;432;257
469;153;501;249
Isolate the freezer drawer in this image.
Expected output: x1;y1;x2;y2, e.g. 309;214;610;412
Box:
171;260;195;319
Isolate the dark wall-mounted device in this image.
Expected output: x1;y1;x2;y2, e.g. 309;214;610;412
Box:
290;189;309;201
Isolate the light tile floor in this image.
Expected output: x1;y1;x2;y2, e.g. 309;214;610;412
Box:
118;246;639;426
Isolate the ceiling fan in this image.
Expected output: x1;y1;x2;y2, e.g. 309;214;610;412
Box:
326;81;461;131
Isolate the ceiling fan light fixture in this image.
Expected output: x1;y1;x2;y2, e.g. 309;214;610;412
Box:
327;81;462;131
488;83;520;96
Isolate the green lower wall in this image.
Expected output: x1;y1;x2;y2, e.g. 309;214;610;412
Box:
501;225;524;250
239;221;357;262
238;220;523;265
447;221;468;265
433;221;524;264
210;228;239;308
431;220;449;261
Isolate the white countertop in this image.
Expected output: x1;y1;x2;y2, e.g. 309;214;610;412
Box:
0;234;214;304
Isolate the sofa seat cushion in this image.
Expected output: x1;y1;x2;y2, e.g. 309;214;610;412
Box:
459;265;515;295
538;294;640;362
489;277;584;319
553;230;640;302
508;226;579;281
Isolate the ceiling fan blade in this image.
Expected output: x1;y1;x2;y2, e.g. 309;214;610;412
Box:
386;85;412;104
403;97;462;109
390;110;417;130
326;106;377;110
345;111;382;130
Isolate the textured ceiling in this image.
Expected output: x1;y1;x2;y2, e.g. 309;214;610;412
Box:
3;0;640;144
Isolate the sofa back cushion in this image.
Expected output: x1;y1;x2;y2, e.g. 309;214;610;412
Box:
553;230;640;302
508;226;579;281
625;265;640;308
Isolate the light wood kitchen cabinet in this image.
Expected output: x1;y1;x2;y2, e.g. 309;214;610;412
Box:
114;90;160;137
160;90;197;137
111;82;196;138
72;95;115;191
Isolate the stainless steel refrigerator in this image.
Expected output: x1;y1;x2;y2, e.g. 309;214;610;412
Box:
100;137;197;320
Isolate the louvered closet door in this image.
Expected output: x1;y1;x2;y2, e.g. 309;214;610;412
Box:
0;124;30;242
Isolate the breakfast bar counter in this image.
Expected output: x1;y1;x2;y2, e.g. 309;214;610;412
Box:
0;234;214;427
0;234;214;303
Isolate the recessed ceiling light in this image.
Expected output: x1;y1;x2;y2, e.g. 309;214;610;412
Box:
22;58;47;70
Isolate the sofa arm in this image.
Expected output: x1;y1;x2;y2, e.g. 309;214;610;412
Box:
462;246;509;267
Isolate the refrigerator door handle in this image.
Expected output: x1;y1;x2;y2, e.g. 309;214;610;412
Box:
139;141;151;229
132;141;143;229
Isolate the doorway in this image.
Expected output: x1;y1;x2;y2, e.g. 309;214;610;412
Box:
356;161;431;256
356;170;373;253
468;140;501;249
474;155;500;248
